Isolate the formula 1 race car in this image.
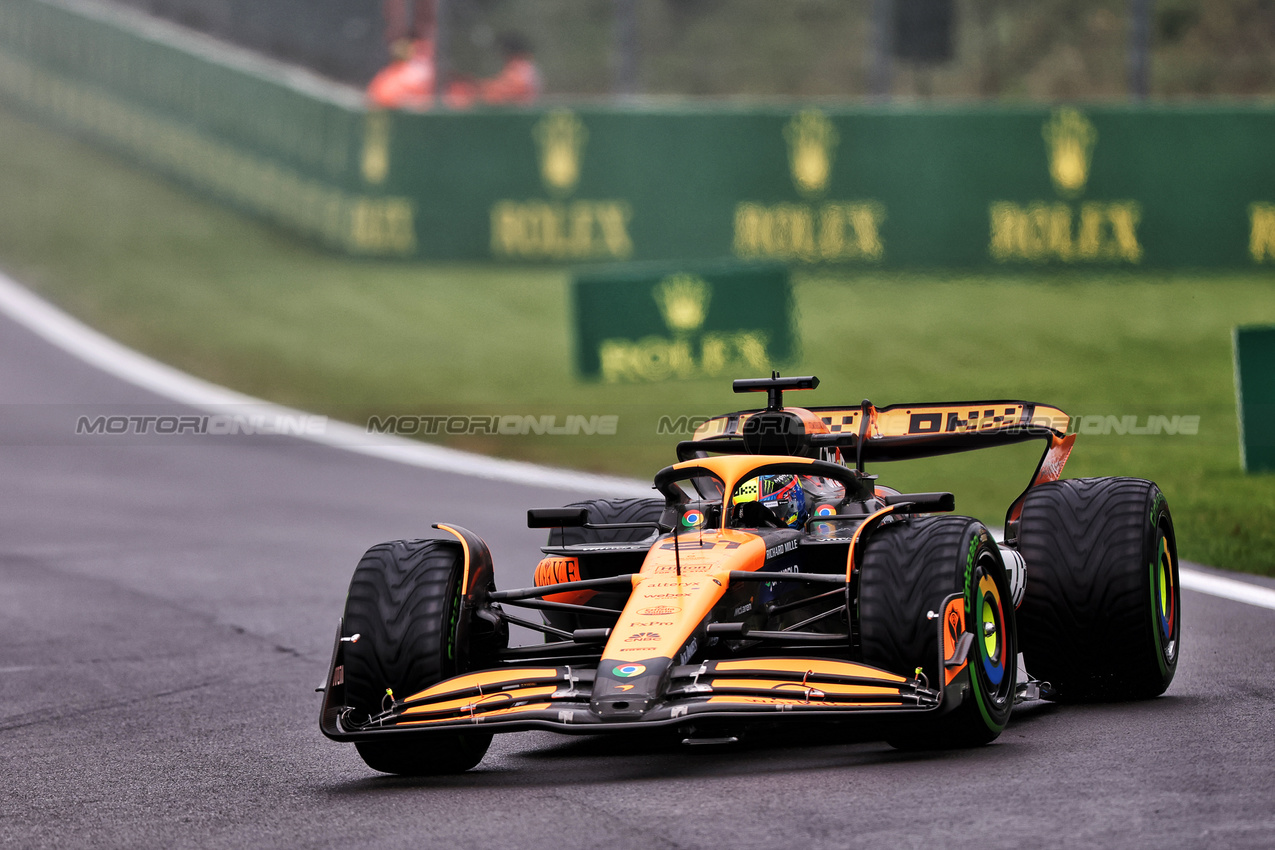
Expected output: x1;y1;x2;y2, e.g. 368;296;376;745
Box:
319;375;1180;775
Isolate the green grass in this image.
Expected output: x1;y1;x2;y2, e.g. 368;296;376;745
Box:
3;104;1274;576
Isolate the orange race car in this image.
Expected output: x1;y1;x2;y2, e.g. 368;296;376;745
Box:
319;375;1180;775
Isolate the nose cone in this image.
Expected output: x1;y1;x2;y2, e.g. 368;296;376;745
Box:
589;529;765;720
590;658;672;719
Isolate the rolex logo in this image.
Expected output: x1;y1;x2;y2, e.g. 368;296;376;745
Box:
653;274;711;334
533;110;588;195
784;110;838;196
1043;108;1097;197
361;110;391;185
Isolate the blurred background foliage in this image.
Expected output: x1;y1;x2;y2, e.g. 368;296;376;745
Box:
104;0;1275;100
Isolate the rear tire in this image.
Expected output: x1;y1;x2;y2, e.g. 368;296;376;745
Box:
1017;477;1179;701
859;516;1017;749
540;498;664;634
548;497;665;546
342;539;492;775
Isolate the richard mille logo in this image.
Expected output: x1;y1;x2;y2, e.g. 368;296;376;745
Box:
765;540;799;559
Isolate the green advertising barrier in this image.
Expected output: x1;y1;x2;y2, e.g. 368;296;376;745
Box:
4;0;1275;268
394;104;1275;268
0;0;415;256
572;263;794;383
1234;326;1275;473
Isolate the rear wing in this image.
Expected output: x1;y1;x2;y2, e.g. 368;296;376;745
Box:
685;399;1075;544
820;400;1069;461
688;400;1070;458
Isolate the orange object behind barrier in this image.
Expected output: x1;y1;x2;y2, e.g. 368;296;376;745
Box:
366;38;435;109
480;56;541;105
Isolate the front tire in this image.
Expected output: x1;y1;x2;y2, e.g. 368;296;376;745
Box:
859;516;1017;749
1017;477;1179;701
342;539;493;775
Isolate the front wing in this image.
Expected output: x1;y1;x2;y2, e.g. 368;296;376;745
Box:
321;649;949;741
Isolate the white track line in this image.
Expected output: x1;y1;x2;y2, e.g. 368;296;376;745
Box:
0;271;651;497
1179;569;1275;612
2;272;1272;610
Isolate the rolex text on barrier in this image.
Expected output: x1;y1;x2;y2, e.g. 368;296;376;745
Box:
572;264;794;383
5;0;1275;267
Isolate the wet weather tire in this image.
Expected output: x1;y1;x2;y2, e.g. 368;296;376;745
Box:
859;516;1017;749
548;498;665;546
540;498;664;633
1016;477;1179;701
342;539;492;775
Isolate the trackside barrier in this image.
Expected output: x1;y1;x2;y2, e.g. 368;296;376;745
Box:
1234;326;1275;473
0;0;414;256
4;0;1275;267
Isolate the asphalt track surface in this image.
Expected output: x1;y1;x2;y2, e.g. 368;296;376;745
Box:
2;302;1274;850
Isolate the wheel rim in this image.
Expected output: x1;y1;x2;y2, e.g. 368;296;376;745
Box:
966;546;1015;733
977;572;1007;687
1153;529;1178;664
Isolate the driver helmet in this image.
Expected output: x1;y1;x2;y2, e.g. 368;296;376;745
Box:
757;474;808;529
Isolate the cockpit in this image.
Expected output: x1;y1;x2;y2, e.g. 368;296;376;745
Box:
655;458;873;535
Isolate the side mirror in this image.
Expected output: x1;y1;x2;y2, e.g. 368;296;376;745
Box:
883;492;955;513
527;508;589;529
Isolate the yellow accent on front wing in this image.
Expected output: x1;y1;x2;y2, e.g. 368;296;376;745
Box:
709;678;902;697
401;668;560;703
712;657;907;682
706;696;901;708
397;702;556;726
400;685;559;717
